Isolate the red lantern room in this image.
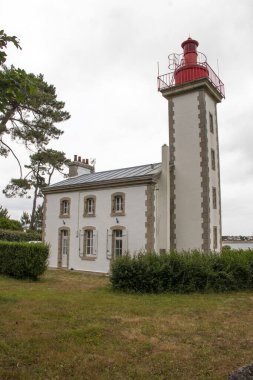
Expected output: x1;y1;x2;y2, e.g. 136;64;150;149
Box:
157;37;225;98
174;37;209;85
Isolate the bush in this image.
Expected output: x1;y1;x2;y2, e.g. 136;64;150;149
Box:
0;217;22;231
0;241;48;279
0;229;41;242
110;250;253;293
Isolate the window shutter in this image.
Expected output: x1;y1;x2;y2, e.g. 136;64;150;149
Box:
93;231;98;257
112;197;115;212
106;229;112;259
83;231;87;256
122;230;128;254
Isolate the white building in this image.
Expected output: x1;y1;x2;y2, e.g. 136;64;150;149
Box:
43;37;225;273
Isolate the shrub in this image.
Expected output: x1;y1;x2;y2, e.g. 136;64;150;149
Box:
0;217;22;231
110;250;253;293
0;241;48;279
0;229;41;242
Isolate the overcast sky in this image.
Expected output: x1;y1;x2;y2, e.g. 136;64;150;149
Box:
0;0;253;235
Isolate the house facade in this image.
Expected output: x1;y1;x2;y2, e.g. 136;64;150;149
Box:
43;147;169;273
43;37;224;273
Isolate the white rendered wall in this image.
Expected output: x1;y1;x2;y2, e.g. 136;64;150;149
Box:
173;92;203;250
44;185;147;273
205;92;221;251
156;145;170;252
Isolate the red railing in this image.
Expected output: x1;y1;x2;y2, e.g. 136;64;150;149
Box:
157;62;225;98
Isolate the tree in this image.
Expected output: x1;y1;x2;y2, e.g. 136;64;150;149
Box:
0;30;70;177
0;205;9;218
0;29;21;65
20;211;30;230
20;205;43;232
4;149;70;230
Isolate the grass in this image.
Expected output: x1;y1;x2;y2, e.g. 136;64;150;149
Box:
0;270;253;379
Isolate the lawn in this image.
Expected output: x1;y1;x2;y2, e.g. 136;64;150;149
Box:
0;270;253;380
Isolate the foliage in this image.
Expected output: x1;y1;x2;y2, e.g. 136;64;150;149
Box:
0;67;70;156
3;149;69;229
0;241;48;279
110;250;253;293
0;205;9;218
20;211;31;230
0;29;21;66
0;228;41;242
0;29;70;182
0;217;22;231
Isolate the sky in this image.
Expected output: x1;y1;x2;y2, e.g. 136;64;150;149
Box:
0;0;253;235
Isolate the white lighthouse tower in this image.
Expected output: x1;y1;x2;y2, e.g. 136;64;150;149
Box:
158;37;225;252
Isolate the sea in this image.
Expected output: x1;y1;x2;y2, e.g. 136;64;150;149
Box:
223;242;253;250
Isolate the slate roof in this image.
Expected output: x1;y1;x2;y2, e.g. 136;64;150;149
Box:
45;162;162;192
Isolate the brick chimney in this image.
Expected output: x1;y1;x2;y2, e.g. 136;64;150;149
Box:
68;155;95;177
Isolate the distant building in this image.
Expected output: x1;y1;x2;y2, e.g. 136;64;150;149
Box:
43;37;224;273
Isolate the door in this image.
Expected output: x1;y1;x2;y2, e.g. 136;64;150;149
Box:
61;229;69;268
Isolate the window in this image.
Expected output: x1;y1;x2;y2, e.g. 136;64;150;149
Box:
213;226;218;250
212;187;217;209
60;198;71;217
107;227;128;260
111;192;125;216
81;227;97;259
115;195;123;212
211;149;216;170
84;230;94;256
209;112;214;133
113;229;123;257
83;195;96;217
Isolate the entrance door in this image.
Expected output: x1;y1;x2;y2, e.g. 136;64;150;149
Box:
61;230;69;268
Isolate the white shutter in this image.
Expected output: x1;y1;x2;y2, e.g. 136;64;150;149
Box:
106;229;112;259
79;230;84;257
122;229;128;254
93;230;98;257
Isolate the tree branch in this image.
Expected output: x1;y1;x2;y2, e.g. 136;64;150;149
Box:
0;139;23;178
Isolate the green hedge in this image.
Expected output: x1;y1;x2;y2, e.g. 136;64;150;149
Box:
0;217;22;231
0;241;49;279
110;250;253;293
0;229;41;242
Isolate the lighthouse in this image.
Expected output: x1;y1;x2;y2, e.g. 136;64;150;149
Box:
158;38;225;252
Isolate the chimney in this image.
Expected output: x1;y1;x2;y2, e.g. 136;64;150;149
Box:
68;155;95;177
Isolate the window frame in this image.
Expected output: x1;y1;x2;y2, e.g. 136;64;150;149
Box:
111;192;126;216
212;187;217;209
81;226;97;260
83;195;96;217
211;149;216;170
59;197;71;218
213;226;218;250
209;112;214;134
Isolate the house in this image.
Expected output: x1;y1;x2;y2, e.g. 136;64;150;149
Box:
43;37;224;273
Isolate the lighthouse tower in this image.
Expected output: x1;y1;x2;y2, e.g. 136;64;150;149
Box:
158;38;225;252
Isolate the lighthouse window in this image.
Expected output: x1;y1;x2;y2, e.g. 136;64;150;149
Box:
212;187;217;209
211;149;216;170
209;113;214;133
213;226;218;250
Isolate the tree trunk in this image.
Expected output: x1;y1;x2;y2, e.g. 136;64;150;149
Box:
30;184;38;230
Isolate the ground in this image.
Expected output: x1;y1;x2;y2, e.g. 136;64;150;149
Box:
0;270;253;379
